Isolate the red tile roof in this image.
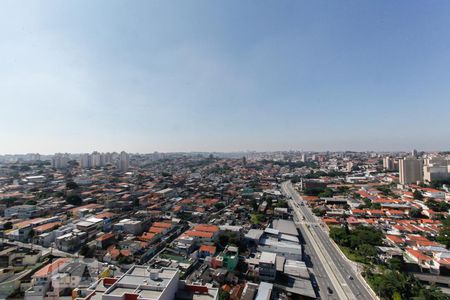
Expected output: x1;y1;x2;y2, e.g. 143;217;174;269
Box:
193;224;220;233
185;230;214;238
96;232;115;242
406;248;432;262
33;222;61;233
33;258;70;278
152;222;172;228
199;245;217;255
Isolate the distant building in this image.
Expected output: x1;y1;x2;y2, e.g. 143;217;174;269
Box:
52;153;69;169
80;153;91;169
79;152;119;169
383;156;396;171
399;157;423;184
423;156;449;182
91;151;101;168
4;205;42;219
117;151;129;171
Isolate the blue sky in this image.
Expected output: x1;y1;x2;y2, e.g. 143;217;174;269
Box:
1;1;450;153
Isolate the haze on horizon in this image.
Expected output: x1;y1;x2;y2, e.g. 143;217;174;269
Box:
1;1;450;154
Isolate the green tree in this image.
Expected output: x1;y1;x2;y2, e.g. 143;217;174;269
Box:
2;197;17;208
3;222;12;230
413;190;424;201
250;199;258;211
393;291;402;300
66;194;82;206
437;216;450;248
388;257;404;272
218;289;230;300
415;284;448;300
426;199;450;212
357;244;377;260
371;202;382;209
409;208;423;219
312;207;326;217
80;244;95;258
214;202;226;210
250;213;265;224
318;187;334;198
337;186;350;194
276;200;288;208
66;181;79;190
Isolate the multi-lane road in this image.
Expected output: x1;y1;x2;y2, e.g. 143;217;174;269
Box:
281;181;377;300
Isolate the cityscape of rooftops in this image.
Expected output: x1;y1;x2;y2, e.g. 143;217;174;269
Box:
1;1;450;300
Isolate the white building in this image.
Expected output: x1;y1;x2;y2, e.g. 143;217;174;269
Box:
117;151;129;171
423;156;449;182
383;156;396;171
80;153;91;169
52;153;69;169
75;265;218;300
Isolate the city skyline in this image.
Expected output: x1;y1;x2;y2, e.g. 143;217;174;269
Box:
2;1;450;153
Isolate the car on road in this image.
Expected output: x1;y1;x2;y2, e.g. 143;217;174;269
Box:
348;275;353;280
327;287;333;294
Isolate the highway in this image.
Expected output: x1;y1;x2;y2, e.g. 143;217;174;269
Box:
281;181;376;300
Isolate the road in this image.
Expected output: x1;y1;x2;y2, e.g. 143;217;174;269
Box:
281;181;376;300
2;240;79;258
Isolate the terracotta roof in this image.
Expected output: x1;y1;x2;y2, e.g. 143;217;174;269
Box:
406;248;432;262
322;218;340;224
95;212;116;219
387;210;406;215
185;230;214;238
14;218;46;229
148;227;165;234
70;203;103;213
96;232;115;242
34;222;61;233
199;245;217;255
386;235;405;244
33;258;70;278
139;232;156;241
152;222;172;228
421;188;443;193
406;234;429;242
193;224;220;233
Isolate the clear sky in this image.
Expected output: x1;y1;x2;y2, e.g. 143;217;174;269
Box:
1;1;450;154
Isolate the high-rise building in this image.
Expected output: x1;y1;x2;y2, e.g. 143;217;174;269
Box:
52;153;69;169
91;151;101;168
300;153;306;162
80;153;91;169
423;156;449;182
78;152;117;169
383;156;396;171
27;153;41;161
346;162;353;172
117;151;129;171
399;157;423;184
